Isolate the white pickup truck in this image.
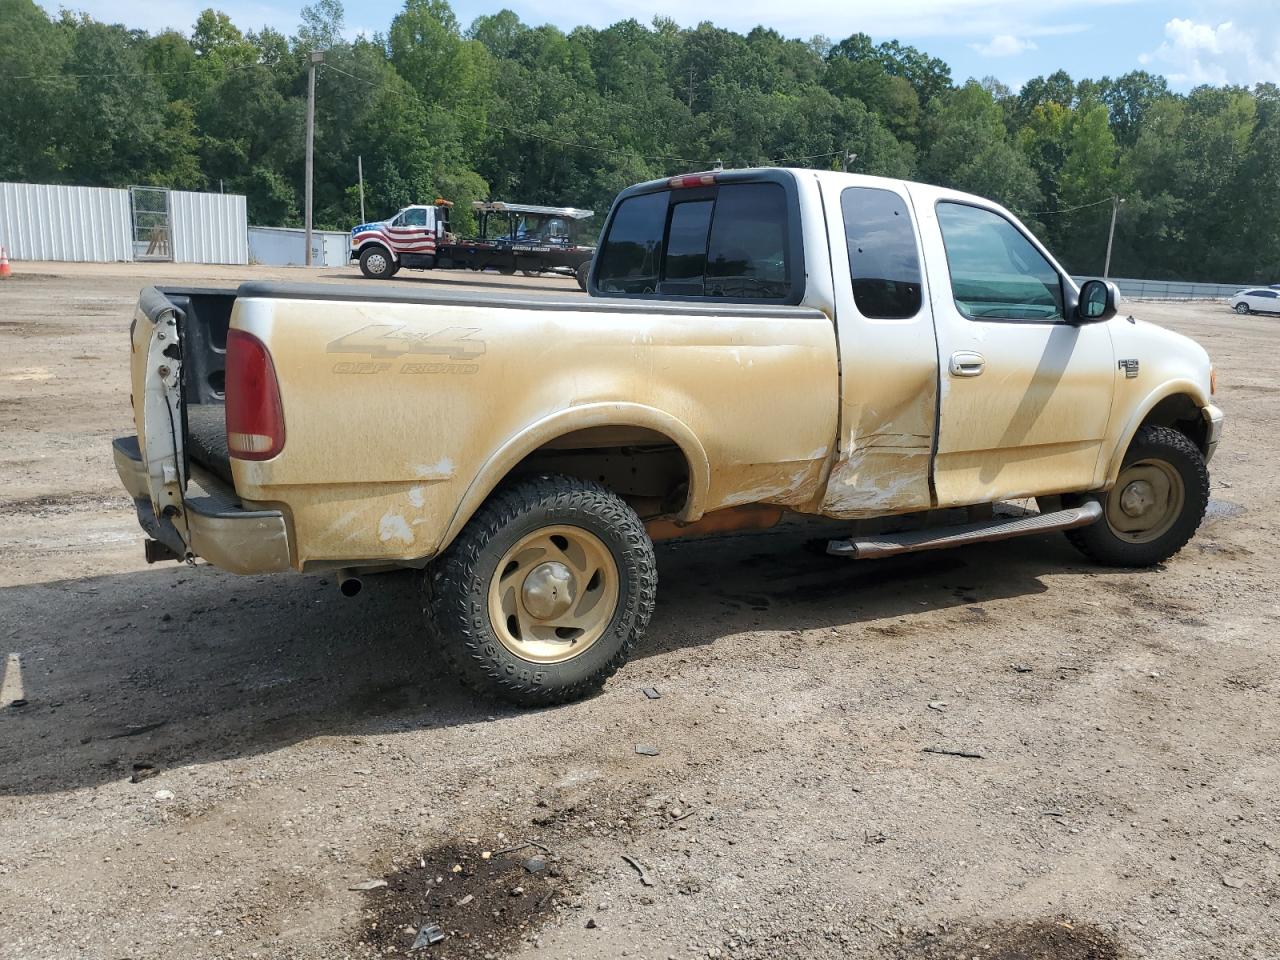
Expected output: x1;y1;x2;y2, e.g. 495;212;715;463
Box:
114;168;1223;705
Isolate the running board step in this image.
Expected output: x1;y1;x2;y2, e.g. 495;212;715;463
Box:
827;501;1103;559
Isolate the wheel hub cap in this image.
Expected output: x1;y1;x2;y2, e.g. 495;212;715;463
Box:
1120;479;1156;517
1105;458;1185;543
369;254;386;272
486;525;620;664
521;561;576;620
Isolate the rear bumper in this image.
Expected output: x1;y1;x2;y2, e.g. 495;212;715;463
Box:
1202;403;1224;463
113;436;294;574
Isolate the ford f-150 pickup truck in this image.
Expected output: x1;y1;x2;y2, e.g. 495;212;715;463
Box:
114;168;1223;705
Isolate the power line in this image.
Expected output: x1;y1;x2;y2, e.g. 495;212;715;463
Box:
3;56;848;170
3;60;263;82
1027;196;1114;216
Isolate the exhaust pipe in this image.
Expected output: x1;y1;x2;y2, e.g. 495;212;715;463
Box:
336;569;363;597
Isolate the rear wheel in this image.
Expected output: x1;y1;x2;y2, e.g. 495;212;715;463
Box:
1235;302;1251;314
424;475;657;706
1064;426;1208;566
359;245;396;279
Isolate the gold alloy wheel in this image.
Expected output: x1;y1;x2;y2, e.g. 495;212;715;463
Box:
1106;458;1186;544
487;525;620;664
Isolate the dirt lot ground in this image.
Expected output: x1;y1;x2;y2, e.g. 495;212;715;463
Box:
0;261;1276;960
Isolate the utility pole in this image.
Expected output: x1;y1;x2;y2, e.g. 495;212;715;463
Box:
842;151;858;172
1103;194;1125;279
305;49;324;266
357;155;365;224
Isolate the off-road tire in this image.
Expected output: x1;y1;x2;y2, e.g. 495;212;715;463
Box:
576;260;591;291
358;245;396;279
1065;425;1209;567
424;475;657;706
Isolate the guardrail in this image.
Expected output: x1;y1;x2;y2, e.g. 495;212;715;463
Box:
1073;276;1263;301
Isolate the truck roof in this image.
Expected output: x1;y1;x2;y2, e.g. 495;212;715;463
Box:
472;201;595;219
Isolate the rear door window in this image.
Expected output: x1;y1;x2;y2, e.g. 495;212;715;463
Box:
596;180;794;300
841;187;922;319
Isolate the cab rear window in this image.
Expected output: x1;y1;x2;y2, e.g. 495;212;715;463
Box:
595;181;795;301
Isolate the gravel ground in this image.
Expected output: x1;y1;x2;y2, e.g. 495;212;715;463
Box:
0;261;1276;960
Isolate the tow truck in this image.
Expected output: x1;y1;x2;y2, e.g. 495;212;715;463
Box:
351;199;596;288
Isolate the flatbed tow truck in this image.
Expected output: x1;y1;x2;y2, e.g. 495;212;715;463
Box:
351;199;596;288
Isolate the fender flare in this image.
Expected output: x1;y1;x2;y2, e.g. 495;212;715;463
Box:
356;238;399;263
1102;379;1210;488
436;402;712;552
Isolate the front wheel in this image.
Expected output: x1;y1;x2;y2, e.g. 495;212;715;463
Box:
576;260;591;292
1064;425;1209;566
1235;302;1250;314
424;475;657;706
359;245;397;279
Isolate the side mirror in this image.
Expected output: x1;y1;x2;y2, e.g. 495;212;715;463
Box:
1076;279;1120;324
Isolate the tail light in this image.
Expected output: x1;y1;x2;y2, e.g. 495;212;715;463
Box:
668;173;718;189
225;328;285;460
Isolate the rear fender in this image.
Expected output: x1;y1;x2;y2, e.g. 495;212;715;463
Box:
438;402;711;552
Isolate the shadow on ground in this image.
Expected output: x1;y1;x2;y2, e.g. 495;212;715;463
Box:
0;526;1102;797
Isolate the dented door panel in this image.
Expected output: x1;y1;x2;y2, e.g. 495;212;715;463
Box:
813;172;939;519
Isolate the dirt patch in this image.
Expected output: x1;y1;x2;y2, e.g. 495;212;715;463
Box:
355;840;573;958
896;919;1123;960
0;492;132;517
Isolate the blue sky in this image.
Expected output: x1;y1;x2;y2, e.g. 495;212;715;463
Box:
38;0;1280;92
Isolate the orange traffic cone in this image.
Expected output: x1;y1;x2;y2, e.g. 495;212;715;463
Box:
0;246;10;279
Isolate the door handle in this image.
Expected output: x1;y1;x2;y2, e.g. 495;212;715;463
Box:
949;351;986;377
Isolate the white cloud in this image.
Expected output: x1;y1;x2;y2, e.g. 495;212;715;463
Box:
970;34;1038;57
1143;17;1280;86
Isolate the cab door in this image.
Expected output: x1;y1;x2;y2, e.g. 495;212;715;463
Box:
909;186;1117;506
819;178;939;518
387;207;434;259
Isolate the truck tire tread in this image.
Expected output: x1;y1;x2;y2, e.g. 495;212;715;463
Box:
1065;425;1209;567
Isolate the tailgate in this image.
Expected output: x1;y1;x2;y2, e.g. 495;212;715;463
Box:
130;286;187;524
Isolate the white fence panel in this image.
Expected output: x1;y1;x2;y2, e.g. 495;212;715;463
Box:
170;190;248;265
1073;276;1258;300
248;225;349;267
0;182;132;262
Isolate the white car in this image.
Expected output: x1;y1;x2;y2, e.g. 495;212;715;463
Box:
1228;288;1280;314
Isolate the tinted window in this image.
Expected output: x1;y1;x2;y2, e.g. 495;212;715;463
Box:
1258;290;1278;298
705;184;790;299
595;191;668;293
662;200;713;291
937;202;1064;321
841;187;922;319
597;181;792;300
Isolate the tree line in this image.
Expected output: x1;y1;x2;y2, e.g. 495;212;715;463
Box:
2;0;1277;281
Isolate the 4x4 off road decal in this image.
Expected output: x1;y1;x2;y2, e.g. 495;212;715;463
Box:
327;323;486;360
327;323;485;375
